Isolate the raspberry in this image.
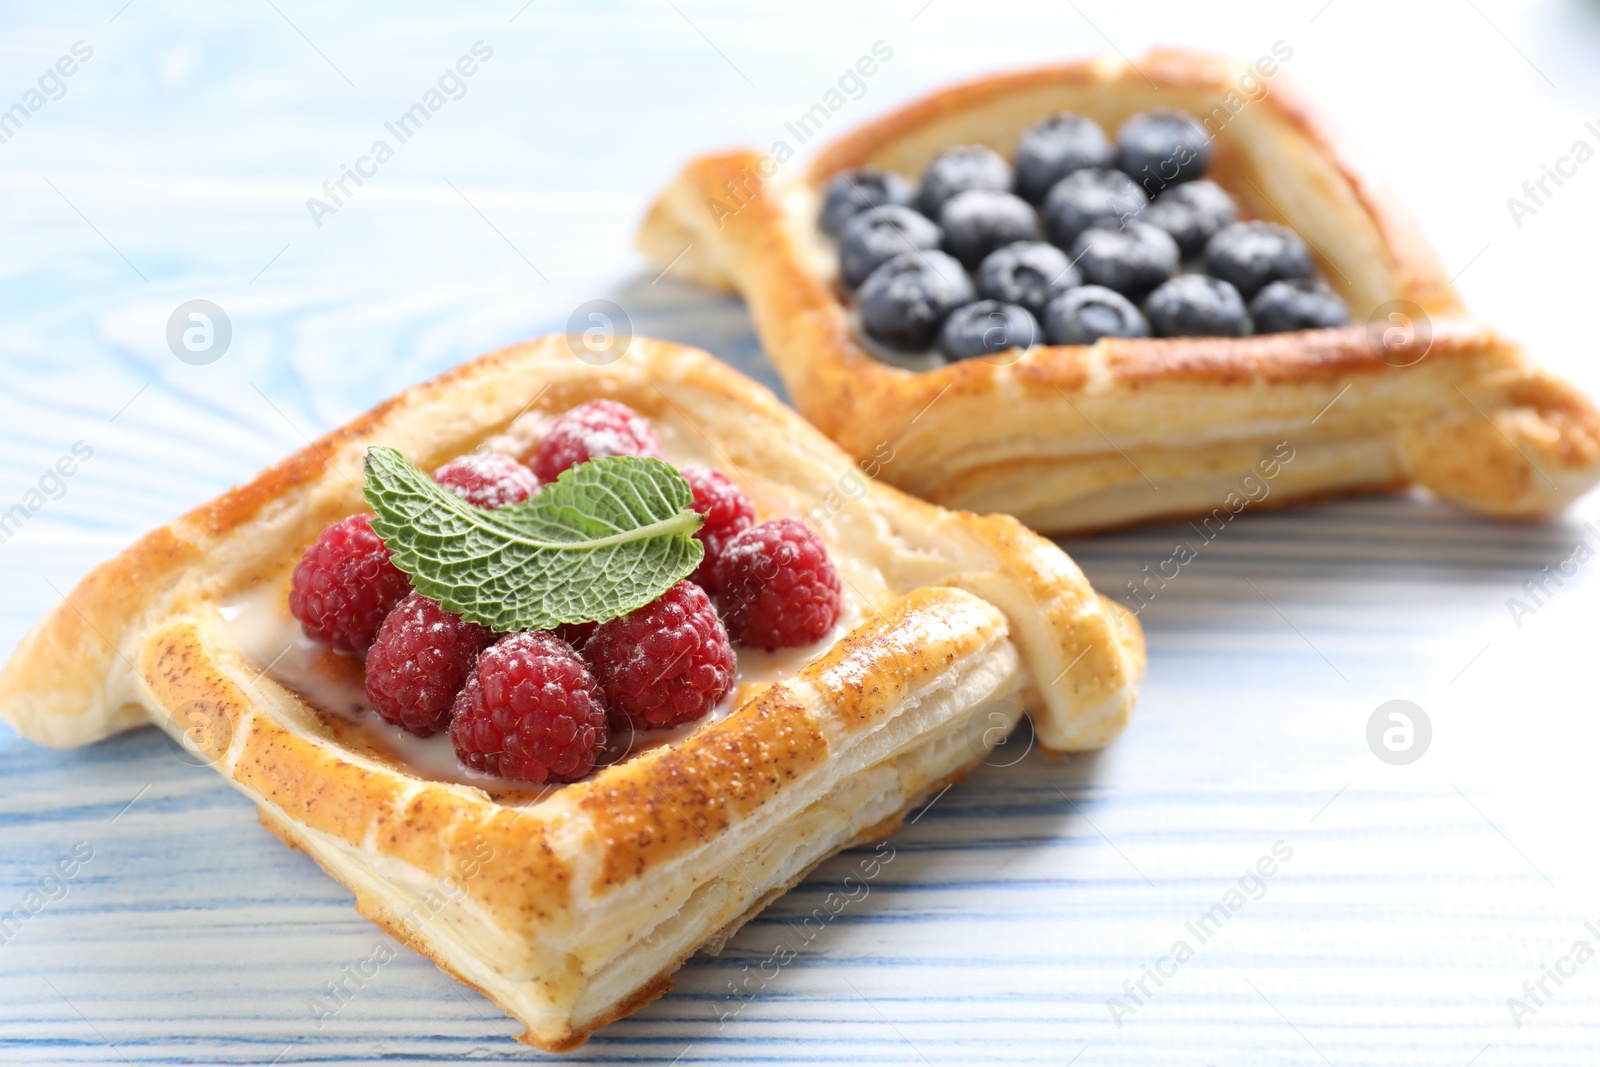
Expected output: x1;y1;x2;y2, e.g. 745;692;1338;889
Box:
585;580;734;730
433;452;540;509
449;632;610;784
364;593;493;736
532;400;663;483
289;515;412;653
714;519;842;650
681;466;755;593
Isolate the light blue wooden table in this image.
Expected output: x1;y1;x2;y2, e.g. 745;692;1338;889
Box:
4;2;1600;1063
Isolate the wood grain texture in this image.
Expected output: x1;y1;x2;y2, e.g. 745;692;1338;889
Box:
3;2;1600;1063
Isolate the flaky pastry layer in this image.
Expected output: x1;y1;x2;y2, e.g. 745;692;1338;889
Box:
638;48;1600;533
0;335;1142;1049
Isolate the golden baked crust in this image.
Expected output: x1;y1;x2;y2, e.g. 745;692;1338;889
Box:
0;335;1142;1050
638;48;1600;533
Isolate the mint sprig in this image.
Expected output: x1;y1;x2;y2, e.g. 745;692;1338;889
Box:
362;447;703;632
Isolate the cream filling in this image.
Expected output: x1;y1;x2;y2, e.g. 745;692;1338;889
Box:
218;580;856;790
217;410;871;789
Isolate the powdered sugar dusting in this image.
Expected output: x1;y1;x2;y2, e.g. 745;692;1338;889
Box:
530;399;664;482
432;451;540;509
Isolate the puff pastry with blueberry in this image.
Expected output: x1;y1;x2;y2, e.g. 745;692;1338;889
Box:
640;49;1600;533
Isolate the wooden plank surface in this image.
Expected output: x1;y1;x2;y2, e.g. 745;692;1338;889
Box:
3;2;1599;1063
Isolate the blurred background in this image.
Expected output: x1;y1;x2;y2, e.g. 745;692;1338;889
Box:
3;1;1600;1064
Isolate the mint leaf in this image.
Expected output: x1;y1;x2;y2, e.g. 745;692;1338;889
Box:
362;447;703;632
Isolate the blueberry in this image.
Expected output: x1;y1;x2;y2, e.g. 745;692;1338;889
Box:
1142;180;1237;259
1117;109;1212;196
1039;168;1148;249
938;190;1039;270
915;145;1012;218
1042;285;1150;345
858;250;976;352
975;241;1080;317
1069;221;1179;299
820;167;913;236
837;205;941;289
938;300;1039;361
1249;279;1349;333
1202;221;1314;299
1014;112;1114;203
1143;275;1250;337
